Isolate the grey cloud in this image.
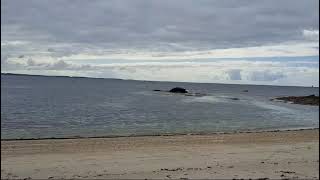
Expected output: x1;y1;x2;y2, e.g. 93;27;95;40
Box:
1;0;319;50
45;60;69;70
248;71;285;81
2;57;95;71
1;57;23;70
1;55;9;68
1;0;319;87
227;69;242;80
26;58;44;67
225;69;285;82
42;60;96;71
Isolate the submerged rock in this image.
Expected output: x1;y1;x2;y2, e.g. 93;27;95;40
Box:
169;87;188;93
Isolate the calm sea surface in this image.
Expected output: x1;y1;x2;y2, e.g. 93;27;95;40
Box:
1;74;319;139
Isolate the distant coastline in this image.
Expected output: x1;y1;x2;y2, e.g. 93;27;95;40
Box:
1;72;124;81
2;73;318;88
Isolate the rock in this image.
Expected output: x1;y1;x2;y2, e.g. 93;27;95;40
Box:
161;168;183;171
230;97;240;100
169;87;188;93
272;95;319;106
154;87;207;97
280;171;296;174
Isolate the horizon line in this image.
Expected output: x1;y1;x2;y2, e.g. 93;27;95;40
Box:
2;72;318;88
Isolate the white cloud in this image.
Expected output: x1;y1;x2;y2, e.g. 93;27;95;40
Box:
303;29;319;41
54;41;318;61
1;38;318;87
1;40;29;47
3;57;319;87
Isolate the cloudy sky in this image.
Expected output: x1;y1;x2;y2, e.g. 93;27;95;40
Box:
1;0;319;86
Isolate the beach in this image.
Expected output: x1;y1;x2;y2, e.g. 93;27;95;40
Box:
1;129;319;179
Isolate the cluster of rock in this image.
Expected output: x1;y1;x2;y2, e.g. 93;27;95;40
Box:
271;94;319;106
154;87;318;106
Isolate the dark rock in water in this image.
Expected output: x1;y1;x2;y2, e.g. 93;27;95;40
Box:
243;90;249;92
154;87;207;97
272;95;319;106
169;87;188;93
153;88;206;97
229;97;240;100
307;94;316;97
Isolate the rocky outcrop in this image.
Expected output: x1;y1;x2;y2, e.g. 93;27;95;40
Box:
271;94;319;106
169;87;188;93
229;97;240;100
153;87;208;97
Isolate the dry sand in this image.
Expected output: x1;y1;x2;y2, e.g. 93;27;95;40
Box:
1;129;319;179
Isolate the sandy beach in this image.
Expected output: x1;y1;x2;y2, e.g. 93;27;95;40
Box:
1;129;319;179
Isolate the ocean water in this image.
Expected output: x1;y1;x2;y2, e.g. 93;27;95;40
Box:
1;74;319;139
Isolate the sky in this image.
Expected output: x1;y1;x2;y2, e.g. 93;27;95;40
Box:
1;0;319;86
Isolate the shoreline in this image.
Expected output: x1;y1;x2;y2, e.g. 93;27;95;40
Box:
1;127;319;141
2;129;319;179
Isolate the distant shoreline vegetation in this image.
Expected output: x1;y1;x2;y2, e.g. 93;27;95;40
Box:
1;73;318;88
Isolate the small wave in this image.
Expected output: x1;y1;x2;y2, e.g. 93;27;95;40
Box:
251;101;293;112
3;85;32;89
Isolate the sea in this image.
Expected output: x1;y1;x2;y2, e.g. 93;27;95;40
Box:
1;73;319;139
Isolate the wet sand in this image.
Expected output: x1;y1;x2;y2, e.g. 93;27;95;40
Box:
1;129;319;179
